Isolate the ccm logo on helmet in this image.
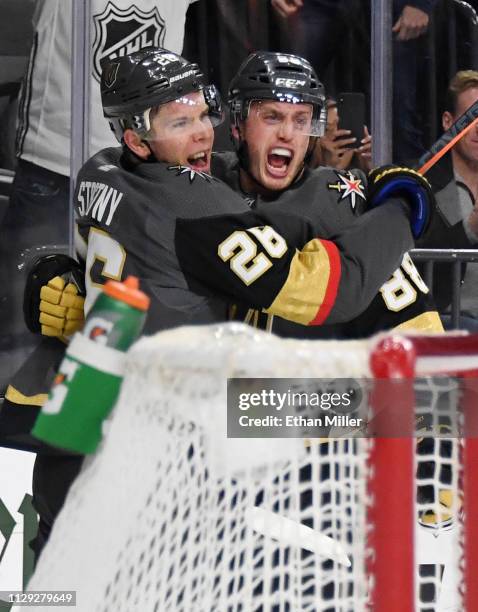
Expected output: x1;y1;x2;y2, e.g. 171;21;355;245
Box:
275;78;306;87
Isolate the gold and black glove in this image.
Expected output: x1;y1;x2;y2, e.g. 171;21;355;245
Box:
23;253;85;339
39;275;85;337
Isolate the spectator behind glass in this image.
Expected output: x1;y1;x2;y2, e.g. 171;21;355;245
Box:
417;70;478;330
270;0;438;163
310;98;372;171
0;0;197;393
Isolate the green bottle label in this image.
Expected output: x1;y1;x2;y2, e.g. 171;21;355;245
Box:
85;294;145;351
33;279;148;454
33;335;125;454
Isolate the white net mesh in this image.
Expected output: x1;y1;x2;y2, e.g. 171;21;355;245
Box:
20;324;464;612
414;378;462;611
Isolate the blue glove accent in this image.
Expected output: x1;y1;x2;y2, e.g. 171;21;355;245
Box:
369;177;429;239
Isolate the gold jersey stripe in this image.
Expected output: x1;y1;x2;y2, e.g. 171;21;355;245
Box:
265;238;331;325
393;310;444;333
5;385;48;407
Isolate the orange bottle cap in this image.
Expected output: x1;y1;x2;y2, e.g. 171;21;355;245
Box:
103;276;150;311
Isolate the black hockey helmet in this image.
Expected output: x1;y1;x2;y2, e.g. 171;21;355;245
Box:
228;51;327;137
101;47;223;142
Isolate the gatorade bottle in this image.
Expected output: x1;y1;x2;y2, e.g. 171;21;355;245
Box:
33;276;150;454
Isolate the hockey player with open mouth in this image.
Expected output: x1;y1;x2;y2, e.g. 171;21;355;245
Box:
210;51;443;338
1;47;435;564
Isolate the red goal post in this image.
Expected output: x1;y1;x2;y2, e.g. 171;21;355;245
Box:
369;333;478;612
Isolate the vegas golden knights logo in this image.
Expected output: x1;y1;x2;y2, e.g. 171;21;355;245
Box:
92;2;166;83
103;61;120;89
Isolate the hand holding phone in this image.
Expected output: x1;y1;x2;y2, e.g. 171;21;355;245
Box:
337;92;366;150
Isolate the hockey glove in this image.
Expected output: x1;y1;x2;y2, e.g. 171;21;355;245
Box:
24;253;85;338
367;166;434;239
39;276;85;337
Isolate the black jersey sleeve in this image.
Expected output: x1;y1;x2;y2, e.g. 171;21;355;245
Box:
343;252;444;337
175;198;414;326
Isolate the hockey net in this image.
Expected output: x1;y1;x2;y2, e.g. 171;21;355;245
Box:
22;324;478;612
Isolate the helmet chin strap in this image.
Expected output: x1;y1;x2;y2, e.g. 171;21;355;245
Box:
305;136;317;164
235;140;254;185
230;124;261;193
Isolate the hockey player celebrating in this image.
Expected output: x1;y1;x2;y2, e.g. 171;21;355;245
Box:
0;48;436;560
6;48;439;424
37;47;433;335
215;50;443;337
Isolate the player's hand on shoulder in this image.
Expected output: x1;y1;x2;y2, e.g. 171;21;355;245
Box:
40;276;85;338
367;165;435;239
